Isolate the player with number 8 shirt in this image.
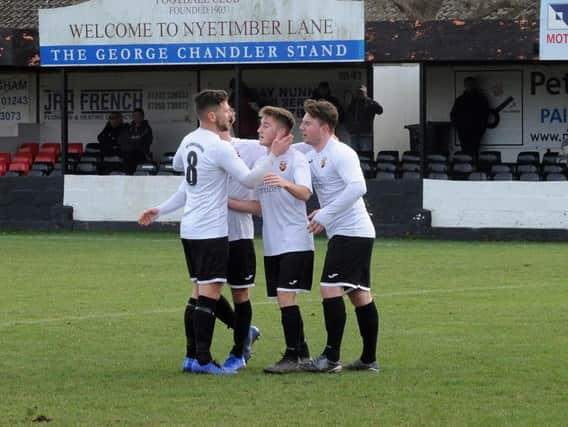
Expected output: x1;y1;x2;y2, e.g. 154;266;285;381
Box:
139;89;292;375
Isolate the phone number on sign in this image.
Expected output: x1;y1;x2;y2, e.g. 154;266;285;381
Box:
1;96;29;105
0;112;23;120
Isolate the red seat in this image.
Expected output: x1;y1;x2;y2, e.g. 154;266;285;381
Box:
41;143;61;156
68;143;83;155
0;162;6;176
0;152;10;164
35;152;57;165
8;161;30;176
20;143;39;156
13;152;34;166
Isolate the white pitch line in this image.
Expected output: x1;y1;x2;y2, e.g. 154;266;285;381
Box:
0;282;558;330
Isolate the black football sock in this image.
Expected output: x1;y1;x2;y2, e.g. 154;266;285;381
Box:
184;297;197;358
281;305;302;357
355;301;379;364
231;300;252;358
322;296;346;362
194;295;217;365
298;311;309;357
215;294;235;329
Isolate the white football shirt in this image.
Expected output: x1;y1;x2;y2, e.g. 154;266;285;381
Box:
172;127;273;239
254;148;314;256
228;138;267;241
305;138;376;238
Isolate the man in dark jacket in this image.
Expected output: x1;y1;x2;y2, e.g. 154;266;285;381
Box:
122;108;153;174
97;112;128;157
346;84;383;156
450;77;490;161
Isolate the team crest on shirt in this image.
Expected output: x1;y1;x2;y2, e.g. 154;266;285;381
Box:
279;161;287;171
320;157;327;168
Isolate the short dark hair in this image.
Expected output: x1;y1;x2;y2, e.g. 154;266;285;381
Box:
259;106;295;132
303;99;338;130
133;108;144;115
194;89;228;116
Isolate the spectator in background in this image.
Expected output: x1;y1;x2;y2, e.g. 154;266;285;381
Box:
450;77;490;161
97;112;127;157
122;108;153;174
312;81;344;123
345;84;383;156
229;78;260;139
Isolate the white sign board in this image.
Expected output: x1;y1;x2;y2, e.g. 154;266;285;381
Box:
38;71;196;154
39;0;364;66
540;0;568;60
454;70;523;147
0;75;33;136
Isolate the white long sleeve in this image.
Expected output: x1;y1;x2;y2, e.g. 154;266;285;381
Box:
219;151;276;189
155;185;186;218
313;180;367;228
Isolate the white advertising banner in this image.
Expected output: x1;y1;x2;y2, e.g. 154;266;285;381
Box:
0;75;33;136
429;65;568;158
38;0;365;66
540;0;568;60
454;70;523;147
38;71;197;153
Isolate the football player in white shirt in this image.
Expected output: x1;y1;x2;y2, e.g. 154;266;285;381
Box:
220;122;266;371
229;106;314;374
138;90;291;375
298;99;380;373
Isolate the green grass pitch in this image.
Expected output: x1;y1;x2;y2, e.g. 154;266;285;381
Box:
1;232;567;426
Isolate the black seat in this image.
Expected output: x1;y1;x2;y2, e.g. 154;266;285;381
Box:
493;172;513;181
517;151;540;165
401;171;421;180
479;150;502;163
102;155;124;174
427;163;447;173
80;154;99;164
401;162;420;173
468;171;488;181
376;162;396;173
375;171;396;181
428;172;449;180
519;172;540;181
452;152;473;164
76;162;98;175
542;165;564;175
477;152;500;173
545;173;567;181
109;171;126;175
451;162;474;180
490;164;512;176
401;152;420;164
31;162;53;173
157;170;175;176
542;151;560;165
426;154;447;164
376;150;399;164
516;164;539;176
